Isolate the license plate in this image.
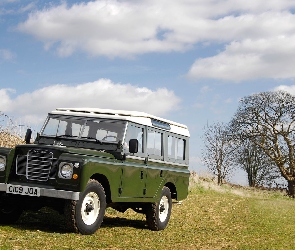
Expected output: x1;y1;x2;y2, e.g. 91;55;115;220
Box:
6;184;40;197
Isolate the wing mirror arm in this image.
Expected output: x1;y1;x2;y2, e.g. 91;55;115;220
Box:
24;128;32;144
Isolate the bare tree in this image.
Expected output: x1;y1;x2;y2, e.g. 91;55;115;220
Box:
201;122;235;185
230;91;295;196
233;139;281;187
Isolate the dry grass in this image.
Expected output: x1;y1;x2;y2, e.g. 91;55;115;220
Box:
0;176;294;249
190;171;287;199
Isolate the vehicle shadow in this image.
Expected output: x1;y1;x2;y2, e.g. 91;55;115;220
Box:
6;208;147;234
11;208;69;234
102;216;147;230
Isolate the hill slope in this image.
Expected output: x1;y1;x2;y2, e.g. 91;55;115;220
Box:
0;177;294;249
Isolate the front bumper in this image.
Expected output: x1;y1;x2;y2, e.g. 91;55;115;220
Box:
0;183;80;200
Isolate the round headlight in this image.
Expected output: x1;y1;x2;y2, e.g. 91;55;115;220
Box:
0;156;6;171
59;163;73;179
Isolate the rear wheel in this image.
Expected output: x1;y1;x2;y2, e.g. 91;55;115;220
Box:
64;179;106;234
146;186;172;231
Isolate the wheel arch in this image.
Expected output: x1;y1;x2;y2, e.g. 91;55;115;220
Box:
164;182;177;199
90;173;112;204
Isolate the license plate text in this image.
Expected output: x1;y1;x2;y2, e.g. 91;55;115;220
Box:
7;184;40;197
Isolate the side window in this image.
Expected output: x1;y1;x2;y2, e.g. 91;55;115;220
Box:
167;136;175;159
168;135;185;161
124;124;144;153
176;138;185;160
147;129;163;158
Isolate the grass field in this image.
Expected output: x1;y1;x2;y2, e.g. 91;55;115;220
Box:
0;178;294;250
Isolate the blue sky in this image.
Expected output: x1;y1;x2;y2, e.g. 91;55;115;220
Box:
1;0;295;185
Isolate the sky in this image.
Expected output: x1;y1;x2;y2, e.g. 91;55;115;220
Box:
1;0;295;185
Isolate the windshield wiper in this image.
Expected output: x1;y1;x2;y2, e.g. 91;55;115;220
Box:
80;136;102;144
55;134;76;138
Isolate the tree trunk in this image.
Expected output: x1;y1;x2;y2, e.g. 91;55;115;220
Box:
217;173;221;185
287;180;295;198
217;167;222;185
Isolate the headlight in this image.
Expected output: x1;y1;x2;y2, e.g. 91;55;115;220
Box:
0;156;6;171
59;163;73;179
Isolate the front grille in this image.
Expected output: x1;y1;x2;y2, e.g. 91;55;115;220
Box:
16;149;58;181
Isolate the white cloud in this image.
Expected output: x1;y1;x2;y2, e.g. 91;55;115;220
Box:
0;1;35;15
0;79;180;127
0;49;15;61
274;85;295;95
18;0;189;58
0;88;14;106
200;86;211;93
0;0;19;4
224;98;232;104
19;3;35;13
188;36;295;81
17;1;295;56
15;0;295;80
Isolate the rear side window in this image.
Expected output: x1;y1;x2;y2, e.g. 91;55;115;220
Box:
168;135;185;161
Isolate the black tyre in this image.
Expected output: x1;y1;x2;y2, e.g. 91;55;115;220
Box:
146;186;172;231
0;194;23;224
64;179;106;235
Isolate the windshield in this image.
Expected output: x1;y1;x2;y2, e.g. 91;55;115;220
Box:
41;115;126;143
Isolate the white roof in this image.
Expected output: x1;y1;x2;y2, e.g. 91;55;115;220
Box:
51;108;190;137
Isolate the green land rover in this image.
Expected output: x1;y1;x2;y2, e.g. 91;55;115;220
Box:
0;108;190;234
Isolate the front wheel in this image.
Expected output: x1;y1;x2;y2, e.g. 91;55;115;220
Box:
0;193;23;224
146;186;172;231
64;179;106;235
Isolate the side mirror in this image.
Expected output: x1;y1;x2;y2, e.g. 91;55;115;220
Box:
129;139;138;154
25;128;32;144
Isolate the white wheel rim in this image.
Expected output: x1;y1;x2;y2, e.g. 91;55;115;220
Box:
158;196;169;222
81;192;100;225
